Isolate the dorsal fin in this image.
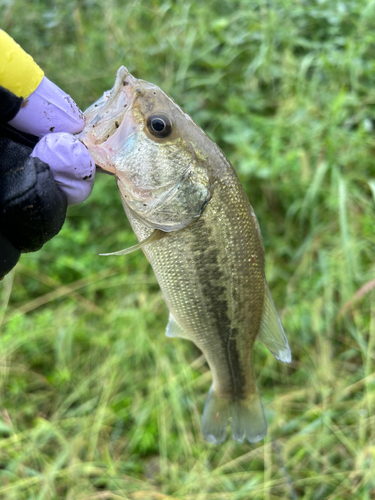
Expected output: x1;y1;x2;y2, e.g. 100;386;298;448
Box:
257;285;291;363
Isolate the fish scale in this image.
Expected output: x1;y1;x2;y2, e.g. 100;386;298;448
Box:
80;66;291;444
126;170;264;407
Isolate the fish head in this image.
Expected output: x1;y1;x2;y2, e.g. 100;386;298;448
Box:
80;66;212;231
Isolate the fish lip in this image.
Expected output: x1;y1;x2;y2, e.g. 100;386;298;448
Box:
78;66;138;148
92;67;137;127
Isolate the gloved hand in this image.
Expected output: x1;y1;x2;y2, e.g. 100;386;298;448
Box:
0;30;95;279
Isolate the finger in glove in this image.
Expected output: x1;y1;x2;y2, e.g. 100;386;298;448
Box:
0;137;67;252
31;132;95;206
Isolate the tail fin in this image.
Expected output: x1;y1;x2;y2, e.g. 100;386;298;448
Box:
201;386;267;444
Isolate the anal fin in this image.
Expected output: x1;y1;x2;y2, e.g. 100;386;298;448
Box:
257;285;291;363
165;313;191;340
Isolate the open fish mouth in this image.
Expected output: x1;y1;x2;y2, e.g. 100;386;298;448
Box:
78;66;137;173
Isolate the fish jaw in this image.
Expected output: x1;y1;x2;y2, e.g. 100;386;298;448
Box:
79;66;138;174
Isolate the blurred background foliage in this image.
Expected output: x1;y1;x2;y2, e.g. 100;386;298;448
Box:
1;0;375;498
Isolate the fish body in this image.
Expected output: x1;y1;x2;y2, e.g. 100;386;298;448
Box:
80;67;291;444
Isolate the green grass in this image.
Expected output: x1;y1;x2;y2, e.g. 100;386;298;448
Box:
1;0;375;498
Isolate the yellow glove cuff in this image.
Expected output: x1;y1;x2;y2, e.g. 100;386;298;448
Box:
0;30;44;98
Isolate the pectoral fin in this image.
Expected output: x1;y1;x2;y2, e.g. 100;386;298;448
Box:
165;313;191;340
100;229;164;256
257;285;291;363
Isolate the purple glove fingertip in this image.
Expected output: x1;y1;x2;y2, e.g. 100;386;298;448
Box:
31;133;95;206
9;76;84;138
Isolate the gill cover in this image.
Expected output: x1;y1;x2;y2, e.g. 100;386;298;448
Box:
116;164;211;232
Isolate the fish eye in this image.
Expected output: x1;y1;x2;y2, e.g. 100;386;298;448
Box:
147;114;172;138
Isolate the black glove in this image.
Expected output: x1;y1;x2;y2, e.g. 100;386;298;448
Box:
0;87;67;279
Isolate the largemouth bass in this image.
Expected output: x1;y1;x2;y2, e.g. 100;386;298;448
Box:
80;67;291;444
